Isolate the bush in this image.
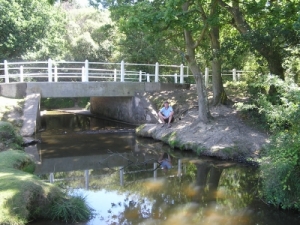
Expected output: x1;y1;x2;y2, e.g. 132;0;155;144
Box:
233;74;300;210
0;121;23;150
235;75;300;133
48;195;94;223
260;132;300;210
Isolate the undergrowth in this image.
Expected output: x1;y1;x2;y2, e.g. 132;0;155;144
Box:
234;74;300;210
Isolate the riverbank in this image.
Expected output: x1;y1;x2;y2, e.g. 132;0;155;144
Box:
0;98;93;224
136;84;269;164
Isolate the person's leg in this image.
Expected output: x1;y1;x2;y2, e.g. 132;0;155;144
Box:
158;113;166;126
167;115;173;127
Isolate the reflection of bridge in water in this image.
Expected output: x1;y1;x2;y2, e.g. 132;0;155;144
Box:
41;156;232;199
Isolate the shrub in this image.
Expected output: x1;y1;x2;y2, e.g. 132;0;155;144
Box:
235;75;300;133
260;132;300;210
0;121;23;150
48;195;94;223
234;74;300;210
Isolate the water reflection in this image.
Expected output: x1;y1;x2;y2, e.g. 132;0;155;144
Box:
28;113;299;225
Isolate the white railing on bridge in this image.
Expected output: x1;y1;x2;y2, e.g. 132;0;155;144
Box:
0;59;253;85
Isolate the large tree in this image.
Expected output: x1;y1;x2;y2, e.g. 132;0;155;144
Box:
91;0;235;122
218;0;300;79
0;0;59;61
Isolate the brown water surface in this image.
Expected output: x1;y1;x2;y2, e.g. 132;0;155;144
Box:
28;112;299;225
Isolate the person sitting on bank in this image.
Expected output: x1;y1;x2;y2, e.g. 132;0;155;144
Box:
158;101;174;128
158;152;172;170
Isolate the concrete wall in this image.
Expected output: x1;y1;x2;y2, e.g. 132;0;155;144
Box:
20;93;41;137
90;92;159;124
0;82;27;98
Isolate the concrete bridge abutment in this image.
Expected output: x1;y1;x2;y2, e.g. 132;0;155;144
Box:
90;93;159;125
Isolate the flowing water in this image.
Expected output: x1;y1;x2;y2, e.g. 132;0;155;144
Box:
28;112;299;225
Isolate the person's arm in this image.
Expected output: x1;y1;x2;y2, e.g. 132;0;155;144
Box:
158;154;163;162
168;154;172;164
158;108;167;119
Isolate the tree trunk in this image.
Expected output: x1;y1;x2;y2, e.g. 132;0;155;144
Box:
184;29;210;123
183;2;210;123
209;4;228;106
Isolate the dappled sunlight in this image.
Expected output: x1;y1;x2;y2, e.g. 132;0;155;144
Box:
215;187;227;199
143;178;166;192
202;206;251;225
184;184;200;198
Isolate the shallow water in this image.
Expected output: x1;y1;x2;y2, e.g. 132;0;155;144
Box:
28;112;299;225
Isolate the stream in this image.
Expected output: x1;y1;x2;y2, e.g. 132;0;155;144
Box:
28;112;299;225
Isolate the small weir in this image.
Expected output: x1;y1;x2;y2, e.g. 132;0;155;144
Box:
28;112;299;225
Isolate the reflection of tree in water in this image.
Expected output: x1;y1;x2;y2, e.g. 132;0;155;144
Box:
41;114;91;132
41;155;300;225
216;166;258;210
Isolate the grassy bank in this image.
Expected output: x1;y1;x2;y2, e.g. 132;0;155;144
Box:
0;150;59;224
0;148;94;225
0;97;94;224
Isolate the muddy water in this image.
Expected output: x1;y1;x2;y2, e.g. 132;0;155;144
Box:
29;112;299;225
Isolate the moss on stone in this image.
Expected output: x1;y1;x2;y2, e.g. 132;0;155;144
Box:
135;124;146;133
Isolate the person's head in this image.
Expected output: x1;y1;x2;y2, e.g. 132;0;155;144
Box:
164;101;169;108
163;152;168;159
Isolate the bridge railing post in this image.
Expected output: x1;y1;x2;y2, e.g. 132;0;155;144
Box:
174;73;178;83
114;69;117;81
139;70;142;82
232;68;237;82
147;73;150;82
155;62;159;82
120;60;125;82
4;60;9;83
205;67;209;87
54;66;58;82
81;67;85;82
84;60;89;82
180;64;184;84
48;59;52;82
20;66;24;82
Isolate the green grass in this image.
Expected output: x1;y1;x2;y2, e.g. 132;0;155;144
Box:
0;150;57;225
0;150;94;225
0;121;23;150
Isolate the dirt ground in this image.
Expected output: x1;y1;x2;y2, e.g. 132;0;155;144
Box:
136;84;269;163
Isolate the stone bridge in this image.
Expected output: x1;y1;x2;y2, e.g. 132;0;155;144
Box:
0;82;190;136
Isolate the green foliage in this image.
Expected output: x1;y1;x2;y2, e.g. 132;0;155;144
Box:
63;7;116;62
48;195;94;223
0;121;23;150
260;131;300;210
0;150;94;224
237;74;300;210
235;75;300;133
196;146;206;155
41;97;90;110
0;0;58;60
24;6;68;61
